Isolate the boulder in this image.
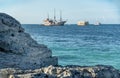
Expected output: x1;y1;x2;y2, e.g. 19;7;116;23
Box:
0;13;58;69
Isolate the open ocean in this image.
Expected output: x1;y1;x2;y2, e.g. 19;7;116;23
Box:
22;24;120;69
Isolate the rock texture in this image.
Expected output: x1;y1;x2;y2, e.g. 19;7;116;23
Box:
0;65;120;78
0;13;57;69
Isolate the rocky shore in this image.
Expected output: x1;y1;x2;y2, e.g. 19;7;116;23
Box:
0;65;120;78
0;13;120;78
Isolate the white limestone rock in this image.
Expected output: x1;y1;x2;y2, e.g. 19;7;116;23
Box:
0;13;58;69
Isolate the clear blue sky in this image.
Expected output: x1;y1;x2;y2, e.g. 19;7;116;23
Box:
0;0;120;24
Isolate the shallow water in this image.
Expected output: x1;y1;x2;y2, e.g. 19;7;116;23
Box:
22;24;120;69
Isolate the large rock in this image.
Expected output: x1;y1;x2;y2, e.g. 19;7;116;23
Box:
0;65;120;78
0;13;58;69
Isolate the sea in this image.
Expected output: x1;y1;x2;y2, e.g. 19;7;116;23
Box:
22;24;120;69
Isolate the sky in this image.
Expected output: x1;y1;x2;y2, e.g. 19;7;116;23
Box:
0;0;120;24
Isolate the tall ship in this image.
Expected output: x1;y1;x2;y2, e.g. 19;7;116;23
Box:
43;10;67;26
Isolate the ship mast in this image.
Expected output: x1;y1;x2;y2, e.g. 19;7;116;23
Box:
60;10;62;22
54;9;56;22
47;13;49;20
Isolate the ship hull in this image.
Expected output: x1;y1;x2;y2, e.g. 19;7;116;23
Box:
55;21;66;26
44;21;66;26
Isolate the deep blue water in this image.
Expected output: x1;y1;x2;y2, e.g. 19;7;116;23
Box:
22;24;120;69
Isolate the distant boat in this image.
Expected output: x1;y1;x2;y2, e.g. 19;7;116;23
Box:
43;10;67;26
77;21;89;26
94;21;101;25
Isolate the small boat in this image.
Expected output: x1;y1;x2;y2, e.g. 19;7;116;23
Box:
94;21;101;25
77;21;89;26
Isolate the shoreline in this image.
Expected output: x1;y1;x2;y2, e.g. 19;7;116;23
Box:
0;65;120;78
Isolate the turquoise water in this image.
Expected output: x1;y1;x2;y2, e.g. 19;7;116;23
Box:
22;24;120;69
